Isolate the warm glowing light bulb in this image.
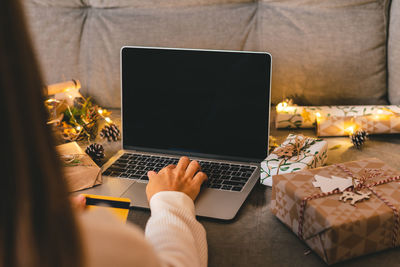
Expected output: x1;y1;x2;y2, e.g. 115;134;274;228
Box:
315;112;321;118
377;110;383;114
276;101;288;112
76;126;82;131
346;126;354;135
105;117;112;123
98;109;103;115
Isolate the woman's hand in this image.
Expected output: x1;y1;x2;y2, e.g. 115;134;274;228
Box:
70;194;86;213
146;156;208;202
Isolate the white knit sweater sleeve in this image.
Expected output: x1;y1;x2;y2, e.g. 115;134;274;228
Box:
145;191;208;267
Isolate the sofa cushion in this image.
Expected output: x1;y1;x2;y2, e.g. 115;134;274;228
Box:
23;2;86;89
258;0;389;105
81;3;259;107
388;0;400;104
24;0;258;107
86;0;254;8
24;0;389;107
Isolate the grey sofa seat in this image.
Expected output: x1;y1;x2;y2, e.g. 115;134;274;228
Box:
23;0;397;108
388;0;400;105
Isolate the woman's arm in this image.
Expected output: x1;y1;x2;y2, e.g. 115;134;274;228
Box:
144;157;208;267
145;191;207;267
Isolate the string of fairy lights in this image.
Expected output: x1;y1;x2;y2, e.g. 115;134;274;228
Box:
45;80;115;142
275;99;400;136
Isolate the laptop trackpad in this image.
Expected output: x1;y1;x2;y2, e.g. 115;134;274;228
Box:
74;176;135;197
121;182;150;209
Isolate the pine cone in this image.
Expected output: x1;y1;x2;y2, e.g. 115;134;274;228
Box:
100;124;121;142
350;130;368;149
85;143;105;162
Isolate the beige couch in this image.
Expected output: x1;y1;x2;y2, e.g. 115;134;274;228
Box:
23;0;400;108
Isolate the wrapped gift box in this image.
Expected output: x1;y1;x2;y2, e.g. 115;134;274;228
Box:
275;106;317;128
276;105;400;129
56;142;102;192
271;158;400;264
260;134;328;186
317;114;400;136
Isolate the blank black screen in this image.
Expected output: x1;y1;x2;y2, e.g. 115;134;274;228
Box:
121;47;271;162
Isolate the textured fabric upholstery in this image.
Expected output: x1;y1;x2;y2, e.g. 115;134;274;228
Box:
23;3;86;88
388;0;400;104
23;0;392;108
258;0;389;105
80;3;258;106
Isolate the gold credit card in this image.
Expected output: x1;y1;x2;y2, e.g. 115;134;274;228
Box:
82;194;131;223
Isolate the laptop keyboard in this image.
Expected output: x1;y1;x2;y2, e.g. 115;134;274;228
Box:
103;153;257;192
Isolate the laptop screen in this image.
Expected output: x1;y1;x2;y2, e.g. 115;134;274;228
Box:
121;47;271;162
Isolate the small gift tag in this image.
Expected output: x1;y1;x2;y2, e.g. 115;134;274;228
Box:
312;174;371;205
312;175;353;193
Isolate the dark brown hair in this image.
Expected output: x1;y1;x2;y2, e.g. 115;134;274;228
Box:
0;1;83;267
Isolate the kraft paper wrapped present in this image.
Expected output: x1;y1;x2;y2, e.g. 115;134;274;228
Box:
317;114;400;137
56;142;102;192
276;105;400;129
271;158;400;265
260;134;327;186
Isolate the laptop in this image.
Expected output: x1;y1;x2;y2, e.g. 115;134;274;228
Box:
81;46;271;220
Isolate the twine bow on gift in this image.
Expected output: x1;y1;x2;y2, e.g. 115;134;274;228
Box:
59;154;93;167
298;164;400;248
272;134;313;174
273;135;307;160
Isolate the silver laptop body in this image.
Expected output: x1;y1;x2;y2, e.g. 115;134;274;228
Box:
80;47;272;220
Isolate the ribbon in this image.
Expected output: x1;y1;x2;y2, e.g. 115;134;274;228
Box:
336;164;400;247
272;134;308;160
59;153;94;167
297;164;400;248
272;135;316;174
